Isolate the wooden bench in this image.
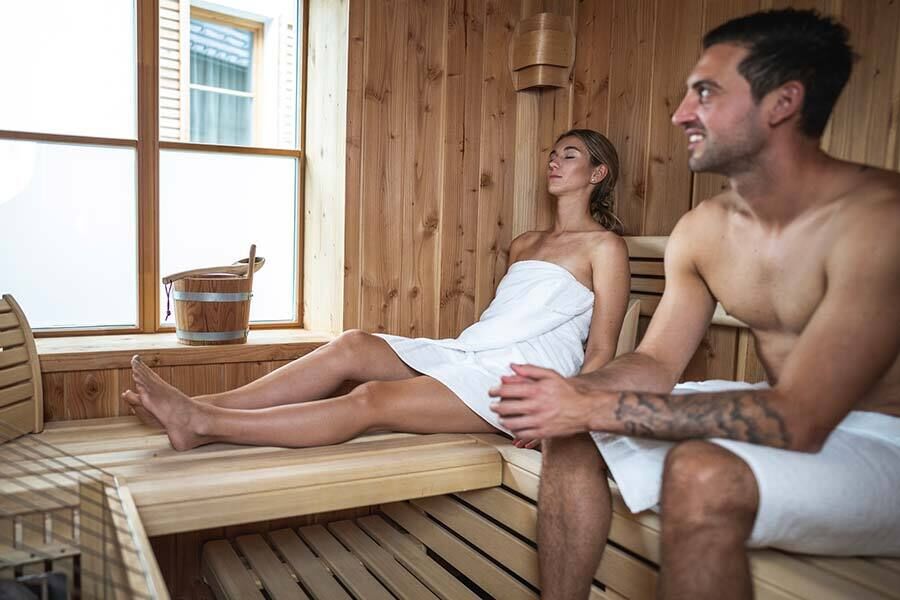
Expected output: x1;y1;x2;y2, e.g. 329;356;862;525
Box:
199;435;900;600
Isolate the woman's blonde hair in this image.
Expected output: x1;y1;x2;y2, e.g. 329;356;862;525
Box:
556;129;624;235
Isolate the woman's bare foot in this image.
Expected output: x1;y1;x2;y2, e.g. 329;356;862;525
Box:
121;389;163;428
130;355;211;450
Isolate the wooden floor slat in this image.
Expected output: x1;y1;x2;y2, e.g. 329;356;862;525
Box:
381;501;538;600
412;495;539;586
328;519;438;599
267;528;352;600
201;539;264;600
235;534;308;600
298;524;393;600
356;515;479;600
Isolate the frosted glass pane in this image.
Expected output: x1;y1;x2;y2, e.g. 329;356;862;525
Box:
159;0;300;148
159;150;297;324
0;141;138;329
0;2;136;138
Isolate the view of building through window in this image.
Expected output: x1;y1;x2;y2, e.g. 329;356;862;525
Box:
189;18;255;145
160;0;299;149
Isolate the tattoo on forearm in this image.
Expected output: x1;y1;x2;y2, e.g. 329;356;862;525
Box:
613;391;792;448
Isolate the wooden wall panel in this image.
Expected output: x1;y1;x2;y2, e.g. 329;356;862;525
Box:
571;0;612;133
475;0;521;317
825;1;900;169
341;0;900;368
606;0;656;235
437;0;484;338
644;1;703;235
400;0;446;338
691;0;762;207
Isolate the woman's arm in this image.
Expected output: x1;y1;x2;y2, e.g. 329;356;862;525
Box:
581;235;630;373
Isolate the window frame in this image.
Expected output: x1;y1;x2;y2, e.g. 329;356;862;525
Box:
0;0;307;337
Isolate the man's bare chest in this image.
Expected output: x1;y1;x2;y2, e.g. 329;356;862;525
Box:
702;246;827;334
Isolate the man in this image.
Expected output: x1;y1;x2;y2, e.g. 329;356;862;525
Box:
490;9;900;600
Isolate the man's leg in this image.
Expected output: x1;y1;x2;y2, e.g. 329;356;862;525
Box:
659;440;759;600
538;433;612;600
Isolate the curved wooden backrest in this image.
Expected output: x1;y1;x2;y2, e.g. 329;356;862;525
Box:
0;294;43;440
614;298;641;358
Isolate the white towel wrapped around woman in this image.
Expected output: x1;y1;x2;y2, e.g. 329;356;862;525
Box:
377;260;595;430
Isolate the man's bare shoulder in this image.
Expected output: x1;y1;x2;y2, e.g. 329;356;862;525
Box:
831;164;900;233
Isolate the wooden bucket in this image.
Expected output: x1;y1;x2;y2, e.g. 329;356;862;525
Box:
163;246;263;346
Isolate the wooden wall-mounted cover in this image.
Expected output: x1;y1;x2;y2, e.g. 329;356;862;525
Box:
0;294;43;440
508;13;575;91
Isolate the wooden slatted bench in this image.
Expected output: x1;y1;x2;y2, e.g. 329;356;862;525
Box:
199;435;900;600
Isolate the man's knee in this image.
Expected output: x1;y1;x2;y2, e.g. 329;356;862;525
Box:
661;440;758;528
542;433;607;473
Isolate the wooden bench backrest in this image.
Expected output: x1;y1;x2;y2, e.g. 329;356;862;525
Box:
0;294;43;440
615;298;641;358
624;236;747;328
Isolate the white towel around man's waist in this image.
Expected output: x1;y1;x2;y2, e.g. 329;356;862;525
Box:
592;380;900;555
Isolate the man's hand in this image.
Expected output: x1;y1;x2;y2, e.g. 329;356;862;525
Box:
489;364;608;439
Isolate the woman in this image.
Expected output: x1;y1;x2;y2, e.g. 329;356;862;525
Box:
123;129;631;450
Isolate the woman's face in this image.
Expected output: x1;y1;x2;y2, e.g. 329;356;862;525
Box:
547;135;602;196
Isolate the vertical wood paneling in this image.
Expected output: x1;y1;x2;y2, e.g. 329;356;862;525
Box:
681;325;739;382
400;0;447;338
64;371;118;420
474;0;520;316
170;364;226;396
889;17;900;171
343;0;367;330
42;372;66;422
644;1;703;235
438;0;485;337
691;0;762;208
825;1;900;168
340;0;900;344
607;0;656;235
360;0;408;333
571;0;613;133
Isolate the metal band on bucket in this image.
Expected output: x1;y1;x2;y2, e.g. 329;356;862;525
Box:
173;291;251;302
176;329;248;342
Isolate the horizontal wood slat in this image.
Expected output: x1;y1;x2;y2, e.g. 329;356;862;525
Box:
236;534;308;600
0;381;34;409
267;528;353;600
298;524;393;600
0;313;19;330
0;329;25;349
328;520;438;599
357;515;479;600
0;347;29;371
35;330;333;372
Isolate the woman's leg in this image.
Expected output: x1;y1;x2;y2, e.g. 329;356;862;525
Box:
125;330;418;414
127;355;496;450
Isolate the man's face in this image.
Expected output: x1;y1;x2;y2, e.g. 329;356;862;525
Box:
671;43;766;175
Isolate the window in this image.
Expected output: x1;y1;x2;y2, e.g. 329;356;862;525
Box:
0;0;303;333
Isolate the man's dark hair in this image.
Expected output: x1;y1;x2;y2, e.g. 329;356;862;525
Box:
703;9;853;138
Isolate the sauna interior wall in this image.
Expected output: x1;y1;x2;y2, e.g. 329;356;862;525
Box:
340;0;900;381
